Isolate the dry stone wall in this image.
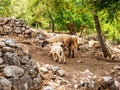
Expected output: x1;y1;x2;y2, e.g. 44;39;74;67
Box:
0;38;42;90
0;17;48;40
0;17;28;36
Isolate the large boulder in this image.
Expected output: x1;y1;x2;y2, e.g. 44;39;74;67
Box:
0;77;12;90
3;52;20;65
3;65;24;78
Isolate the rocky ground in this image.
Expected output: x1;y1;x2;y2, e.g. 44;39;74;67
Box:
29;38;120;90
0;34;120;90
0;17;120;90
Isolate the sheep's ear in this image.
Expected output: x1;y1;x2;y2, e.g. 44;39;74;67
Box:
60;44;64;48
60;44;67;51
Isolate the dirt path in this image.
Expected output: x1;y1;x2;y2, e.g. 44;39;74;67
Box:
29;44;120;79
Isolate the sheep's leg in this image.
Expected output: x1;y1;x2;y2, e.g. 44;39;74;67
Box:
55;54;58;62
58;58;62;63
72;50;74;58
53;53;55;61
53;53;57;62
68;48;71;58
63;56;66;64
58;55;62;63
55;53;60;62
56;55;59;62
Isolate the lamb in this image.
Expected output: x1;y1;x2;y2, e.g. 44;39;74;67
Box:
49;42;66;64
41;34;78;58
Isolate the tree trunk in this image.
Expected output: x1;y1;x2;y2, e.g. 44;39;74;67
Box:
47;10;55;32
51;22;54;32
67;22;76;35
93;14;111;58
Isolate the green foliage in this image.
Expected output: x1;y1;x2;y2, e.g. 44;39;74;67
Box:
0;0;119;42
87;0;120;23
0;0;11;17
84;0;120;42
53;0;94;31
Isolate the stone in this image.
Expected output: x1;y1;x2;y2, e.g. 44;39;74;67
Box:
80;69;93;76
20;58;30;65
80;86;88;90
74;84;80;89
4;39;17;47
98;76;119;90
32;76;42;89
3;25;12;33
113;65;120;70
50;66;60;73
80;77;95;88
3;52;20;65
20;55;31;65
49;72;56;80
21;65;30;74
0;51;3;56
57;69;65;77
55;78;62;86
28;65;39;78
0;26;4;34
43;64;51;69
0;41;6;48
24;29;31;34
1;47;15;53
21;27;26;31
57;85;66;90
15;46;24;56
76;60;83;63
0;64;7;70
109;69;115;75
0;77;12;90
3;65;24;78
34;61;41;73
14;21;20;25
40;67;48;73
14;27;21;34
0;58;4;65
3;18;8;24
10;75;33;90
43;86;54;90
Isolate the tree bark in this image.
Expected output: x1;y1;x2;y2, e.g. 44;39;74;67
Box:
93;14;111;58
67;22;76;35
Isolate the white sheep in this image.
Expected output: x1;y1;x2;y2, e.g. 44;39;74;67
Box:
49;42;66;64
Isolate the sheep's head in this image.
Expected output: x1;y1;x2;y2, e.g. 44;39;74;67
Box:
41;40;49;47
71;36;78;50
60;43;68;52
